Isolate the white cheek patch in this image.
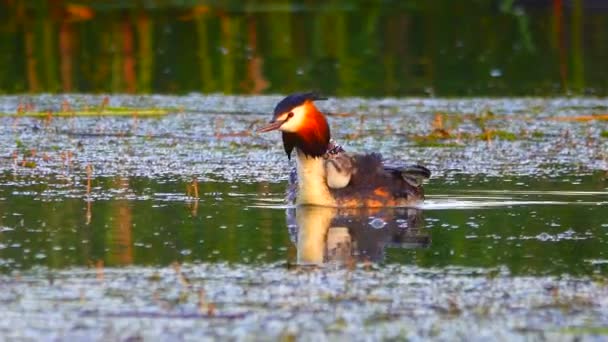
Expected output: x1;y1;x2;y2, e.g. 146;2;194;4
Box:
275;113;288;122
279;105;307;133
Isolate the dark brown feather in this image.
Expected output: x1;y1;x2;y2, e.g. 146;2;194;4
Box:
330;153;425;205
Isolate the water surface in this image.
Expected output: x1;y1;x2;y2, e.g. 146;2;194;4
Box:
1;94;607;339
1;174;607;276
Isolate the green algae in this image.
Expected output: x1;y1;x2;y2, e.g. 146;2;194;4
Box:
413;140;462;148
1;106;177;117
478;129;518;141
559;327;608;335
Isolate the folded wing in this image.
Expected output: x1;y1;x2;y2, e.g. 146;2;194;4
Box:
384;164;431;187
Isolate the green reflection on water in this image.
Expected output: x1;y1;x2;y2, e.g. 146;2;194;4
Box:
1;1;607;95
0;178;292;269
0;174;606;275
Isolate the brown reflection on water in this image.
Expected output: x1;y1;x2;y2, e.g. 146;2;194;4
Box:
244;15;269;94
121;16;137;93
107;177;133;265
24;28;40;92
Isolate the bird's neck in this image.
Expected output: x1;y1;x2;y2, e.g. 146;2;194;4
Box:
294;149;336;207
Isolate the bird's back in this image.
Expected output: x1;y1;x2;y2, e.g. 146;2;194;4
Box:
330;153;428;207
286;150;430;207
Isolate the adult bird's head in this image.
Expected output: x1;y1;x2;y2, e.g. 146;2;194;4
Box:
258;93;331;159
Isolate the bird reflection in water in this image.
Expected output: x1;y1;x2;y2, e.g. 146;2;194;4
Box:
286;206;430;266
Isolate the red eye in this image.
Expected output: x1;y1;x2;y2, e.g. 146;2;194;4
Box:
287;112;294;118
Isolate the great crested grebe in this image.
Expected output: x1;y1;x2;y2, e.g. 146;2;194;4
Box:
258;92;431;207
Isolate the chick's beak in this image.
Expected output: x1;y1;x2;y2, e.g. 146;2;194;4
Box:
257;119;285;133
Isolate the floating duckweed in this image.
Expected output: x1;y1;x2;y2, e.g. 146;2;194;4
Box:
531;131;545;138
478;130;518;141
413;140;462;148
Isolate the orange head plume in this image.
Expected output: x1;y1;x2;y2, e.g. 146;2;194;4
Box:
258;93;331;159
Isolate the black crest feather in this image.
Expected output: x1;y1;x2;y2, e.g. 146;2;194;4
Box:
273;92;327;118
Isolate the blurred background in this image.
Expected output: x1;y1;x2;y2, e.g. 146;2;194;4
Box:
0;0;606;96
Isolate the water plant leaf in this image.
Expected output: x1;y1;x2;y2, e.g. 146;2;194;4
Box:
1;107;174;117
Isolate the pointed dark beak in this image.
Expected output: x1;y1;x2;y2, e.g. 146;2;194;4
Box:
257;120;285;133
